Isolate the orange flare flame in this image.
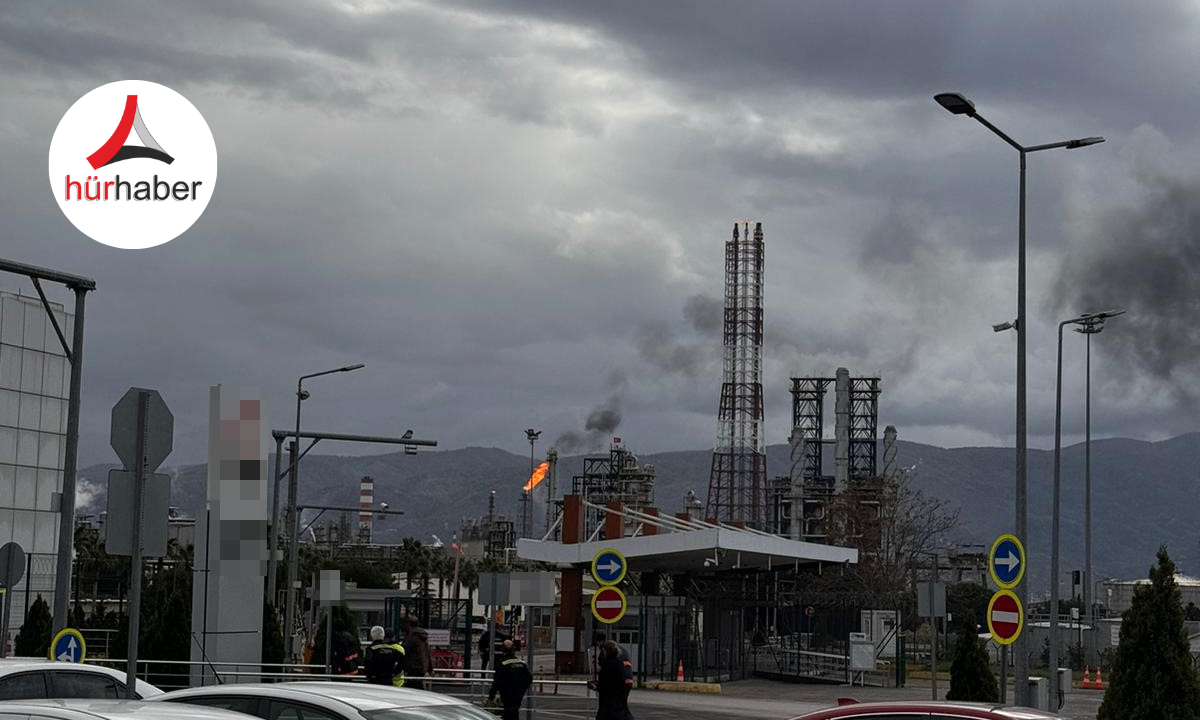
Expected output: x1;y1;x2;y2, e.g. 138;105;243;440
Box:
523;461;550;492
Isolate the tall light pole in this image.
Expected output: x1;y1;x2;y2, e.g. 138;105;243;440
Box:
1075;315;1113;667
1051;310;1123;706
936;91;1104;706
282;363;364;660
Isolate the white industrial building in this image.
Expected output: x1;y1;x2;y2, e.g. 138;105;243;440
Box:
0;290;72;635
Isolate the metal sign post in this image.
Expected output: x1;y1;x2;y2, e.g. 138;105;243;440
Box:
319;569;342;676
989;534;1025;704
108;387;173;698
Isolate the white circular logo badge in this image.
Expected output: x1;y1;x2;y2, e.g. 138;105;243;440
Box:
48;80;218;249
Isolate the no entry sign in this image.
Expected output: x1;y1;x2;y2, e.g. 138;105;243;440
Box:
987;588;1024;645
591;586;627;624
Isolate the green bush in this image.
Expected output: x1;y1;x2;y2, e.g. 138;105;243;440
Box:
1098;547;1200;720
945;614;997;703
14;595;52;658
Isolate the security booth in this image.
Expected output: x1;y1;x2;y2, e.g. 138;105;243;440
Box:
517;495;858;683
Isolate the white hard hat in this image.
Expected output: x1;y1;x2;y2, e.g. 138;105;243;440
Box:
370;626;385;640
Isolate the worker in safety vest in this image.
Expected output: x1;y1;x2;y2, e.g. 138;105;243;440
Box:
364;626;406;686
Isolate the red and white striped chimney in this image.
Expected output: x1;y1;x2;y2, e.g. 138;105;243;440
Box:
358;476;374;542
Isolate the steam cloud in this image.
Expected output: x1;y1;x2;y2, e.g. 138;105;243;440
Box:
1054;169;1200;401
554;396;623;454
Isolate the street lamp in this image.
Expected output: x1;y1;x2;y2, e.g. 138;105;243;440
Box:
1075;317;1107;666
283;363;364;659
936;91;1104;706
1051;310;1123;704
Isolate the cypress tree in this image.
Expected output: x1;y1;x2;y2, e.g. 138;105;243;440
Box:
1098;546;1200;720
14;594;52;658
945;612;998;702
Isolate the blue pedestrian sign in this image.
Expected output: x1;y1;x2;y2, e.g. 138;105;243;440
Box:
591;548;627;586
989;534;1025;589
50;628;86;663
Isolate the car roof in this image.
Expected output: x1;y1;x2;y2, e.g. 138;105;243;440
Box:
0;660;162;697
154;682;469;712
792;700;1061;720
0;699;247;720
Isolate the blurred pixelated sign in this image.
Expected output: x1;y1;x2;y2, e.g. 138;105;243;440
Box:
111;387;173;472
318;569;342;605
105;388;173;557
509;572;556;607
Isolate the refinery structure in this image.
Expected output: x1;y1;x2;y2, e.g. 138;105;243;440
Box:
504;222;904;684
271;220;906;685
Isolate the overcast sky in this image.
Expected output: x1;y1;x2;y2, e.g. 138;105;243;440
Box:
2;1;1198;468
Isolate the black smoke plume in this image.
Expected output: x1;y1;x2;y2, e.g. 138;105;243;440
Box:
1054;169;1200;403
554;396;622;454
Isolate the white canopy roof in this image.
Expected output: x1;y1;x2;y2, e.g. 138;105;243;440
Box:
517;527;857;572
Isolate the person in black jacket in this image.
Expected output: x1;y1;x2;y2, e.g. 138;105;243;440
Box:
401;616;433;690
479;627;511;670
488;640;532;720
331;629;361;677
364;626;405;686
591;640;633;720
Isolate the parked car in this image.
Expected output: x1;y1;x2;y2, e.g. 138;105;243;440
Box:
790;699;1061;720
0;699;244;720
152;681;498;720
0;661;161;700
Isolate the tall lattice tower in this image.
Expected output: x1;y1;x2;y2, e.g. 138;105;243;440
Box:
706;221;767;527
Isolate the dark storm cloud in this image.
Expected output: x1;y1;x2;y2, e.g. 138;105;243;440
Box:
2;0;1199;469
450;0;1200;133
1054;169;1200;402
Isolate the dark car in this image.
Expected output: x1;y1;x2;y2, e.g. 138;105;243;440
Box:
791;699;1061;720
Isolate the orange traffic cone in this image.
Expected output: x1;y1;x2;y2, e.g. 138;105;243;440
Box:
1081;666;1093;689
676;660;684;682
1094;666;1104;689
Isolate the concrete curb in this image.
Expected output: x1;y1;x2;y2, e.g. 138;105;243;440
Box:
640;680;722;694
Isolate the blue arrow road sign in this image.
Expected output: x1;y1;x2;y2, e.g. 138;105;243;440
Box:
591;548;627;586
50;628;86;663
989;534;1025;589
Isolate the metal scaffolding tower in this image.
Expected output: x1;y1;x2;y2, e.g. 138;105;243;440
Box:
706;221;767;527
848;377;881;480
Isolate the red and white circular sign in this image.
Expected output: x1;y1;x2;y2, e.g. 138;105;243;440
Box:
987;589;1024;645
591;586;627;624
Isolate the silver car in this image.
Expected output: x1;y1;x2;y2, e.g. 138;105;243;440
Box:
0;699;245;720
152;682;496;720
0;662;161;700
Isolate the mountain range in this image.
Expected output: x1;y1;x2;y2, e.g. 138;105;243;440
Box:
74;433;1200;592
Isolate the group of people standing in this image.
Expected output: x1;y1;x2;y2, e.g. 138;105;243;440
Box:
361;618;435;689
365;622;634;720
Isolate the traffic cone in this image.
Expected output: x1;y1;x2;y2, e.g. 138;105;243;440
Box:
676;660;684;682
1081;666;1093;689
1094;666;1104;690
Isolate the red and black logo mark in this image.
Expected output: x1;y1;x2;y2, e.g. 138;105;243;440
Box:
87;95;174;169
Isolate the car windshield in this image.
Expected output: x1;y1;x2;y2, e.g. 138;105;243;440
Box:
364;706;498;720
